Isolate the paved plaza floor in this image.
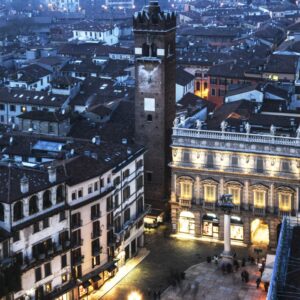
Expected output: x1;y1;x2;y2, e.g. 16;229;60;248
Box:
162;261;267;300
102;225;250;300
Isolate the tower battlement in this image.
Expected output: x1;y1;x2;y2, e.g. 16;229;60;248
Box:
133;1;176;31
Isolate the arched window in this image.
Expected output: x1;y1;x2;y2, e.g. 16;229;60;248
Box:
196;81;201;91
29;195;39;215
13;201;23;221
0;203;4;222
43;190;52;209
142;43;150;57
56;185;64;204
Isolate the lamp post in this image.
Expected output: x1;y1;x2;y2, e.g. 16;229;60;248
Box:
218;194;235;263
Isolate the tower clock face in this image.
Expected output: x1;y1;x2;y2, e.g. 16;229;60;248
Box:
137;63;161;93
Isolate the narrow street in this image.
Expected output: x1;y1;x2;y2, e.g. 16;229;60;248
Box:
102;225;249;300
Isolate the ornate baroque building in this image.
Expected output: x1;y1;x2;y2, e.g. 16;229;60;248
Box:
170;124;300;249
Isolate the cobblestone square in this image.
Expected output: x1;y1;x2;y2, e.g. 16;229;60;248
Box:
102;226;251;300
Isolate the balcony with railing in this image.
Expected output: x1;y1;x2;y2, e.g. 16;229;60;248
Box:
179;198;193;208
71;238;83;248
91;230;102;239
172;128;300;157
71;219;82;230
92;246;103;257
71;255;84;266
252;205;266;216
203;200;217;210
114;205;151;239
22;240;71;272
91;211;102;220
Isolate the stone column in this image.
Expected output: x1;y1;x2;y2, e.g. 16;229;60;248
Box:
295;187;299;213
220;178;224;196
195;176;201;204
223;213;231;254
244;180;249;210
269;184;274;214
173;173;177;194
219;214;224;242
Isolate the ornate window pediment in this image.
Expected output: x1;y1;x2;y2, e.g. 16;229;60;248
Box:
250;184;268;191
202;178;218;186
276;186;294;193
224;181;243;188
178;176;194;183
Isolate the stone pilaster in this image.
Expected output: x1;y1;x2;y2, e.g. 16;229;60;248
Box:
195;176;201;203
269;218;280;250
194;211;201;237
171;207;178;233
220;178;224;196
269;183;274;213
243;216;251;245
243;180;249;210
295;187;299;212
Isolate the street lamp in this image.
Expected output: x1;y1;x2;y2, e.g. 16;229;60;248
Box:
128;291;142;300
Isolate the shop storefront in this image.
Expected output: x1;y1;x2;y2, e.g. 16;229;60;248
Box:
202;214;219;238
77;262;118;299
230;216;244;241
179;211;195;235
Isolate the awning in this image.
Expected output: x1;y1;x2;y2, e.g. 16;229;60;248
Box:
91;275;101;282
107;264;117;272
265;254;275;268
203;214;219;222
82;281;91;289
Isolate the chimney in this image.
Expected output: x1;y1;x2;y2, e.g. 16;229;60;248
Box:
48;166;56;183
20;175;29;194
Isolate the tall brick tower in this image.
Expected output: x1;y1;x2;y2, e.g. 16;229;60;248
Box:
133;1;176;208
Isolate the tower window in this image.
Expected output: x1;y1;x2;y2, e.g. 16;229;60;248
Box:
146;172;152;182
147;114;153;122
142;43;150;56
151;43;157;57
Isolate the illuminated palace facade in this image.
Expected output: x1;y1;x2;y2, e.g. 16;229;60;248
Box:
170;126;300;249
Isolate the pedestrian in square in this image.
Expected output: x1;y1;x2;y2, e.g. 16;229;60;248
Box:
241;271;245;282
256;277;261;289
245;270;249;283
